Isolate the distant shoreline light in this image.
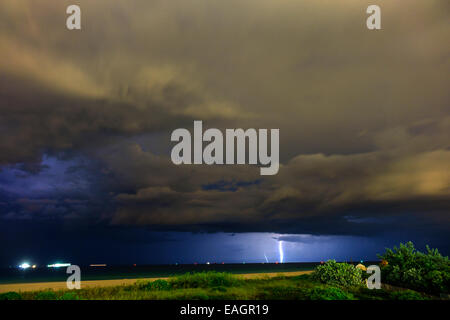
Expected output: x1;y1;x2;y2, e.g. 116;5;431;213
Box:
47;263;71;268
19;262;31;269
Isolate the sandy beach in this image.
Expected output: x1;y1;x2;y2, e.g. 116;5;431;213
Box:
0;270;313;293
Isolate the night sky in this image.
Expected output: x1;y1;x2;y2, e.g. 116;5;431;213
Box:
0;0;449;267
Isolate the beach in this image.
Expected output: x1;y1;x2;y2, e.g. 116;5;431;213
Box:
0;270;313;293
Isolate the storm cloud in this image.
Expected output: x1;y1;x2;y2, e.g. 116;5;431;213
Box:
0;0;449;242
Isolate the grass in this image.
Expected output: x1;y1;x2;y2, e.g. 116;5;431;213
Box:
0;271;439;300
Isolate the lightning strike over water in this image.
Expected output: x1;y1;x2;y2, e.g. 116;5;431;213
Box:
278;241;284;263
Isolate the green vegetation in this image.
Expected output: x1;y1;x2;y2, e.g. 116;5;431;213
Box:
308;287;355;300
0;291;22;300
379;242;450;294
10;270;436;300
59;292;80;300
389;289;428;300
170;271;243;289
311;260;364;287
137;279;172;291
35;290;58;300
135;272;243;292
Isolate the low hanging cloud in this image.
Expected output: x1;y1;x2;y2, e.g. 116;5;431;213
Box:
106;144;449;234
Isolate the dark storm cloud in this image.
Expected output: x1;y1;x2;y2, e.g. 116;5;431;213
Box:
0;0;449;238
101;122;449;231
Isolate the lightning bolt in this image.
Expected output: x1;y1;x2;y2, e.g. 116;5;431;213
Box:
278;241;284;263
264;253;269;263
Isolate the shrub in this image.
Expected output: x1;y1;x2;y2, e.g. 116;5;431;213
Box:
59;292;79;300
35;290;57;300
0;291;22;300
308;287;354;300
378;242;450;294
137;279;171;291
170;272;242;289
311;260;364;287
